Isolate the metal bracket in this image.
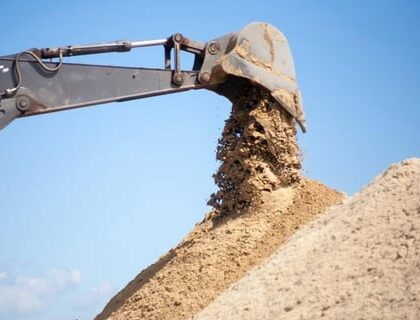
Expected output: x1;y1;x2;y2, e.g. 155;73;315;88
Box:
0;98;21;130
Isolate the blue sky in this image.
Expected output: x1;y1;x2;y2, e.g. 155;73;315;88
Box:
0;1;419;319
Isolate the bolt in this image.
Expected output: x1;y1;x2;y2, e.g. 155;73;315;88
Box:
208;42;220;54
173;73;184;86
16;97;30;111
19;100;27;109
173;33;183;43
199;72;211;84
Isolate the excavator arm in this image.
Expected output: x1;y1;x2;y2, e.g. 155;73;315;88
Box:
0;22;306;132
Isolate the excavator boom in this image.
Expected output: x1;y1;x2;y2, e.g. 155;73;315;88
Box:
0;22;306;131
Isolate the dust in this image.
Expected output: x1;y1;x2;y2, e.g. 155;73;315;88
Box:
208;84;301;213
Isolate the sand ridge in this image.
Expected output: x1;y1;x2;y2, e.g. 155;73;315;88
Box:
195;158;420;320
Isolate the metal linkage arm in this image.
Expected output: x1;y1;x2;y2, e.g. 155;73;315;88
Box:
0;34;211;130
33;39;168;59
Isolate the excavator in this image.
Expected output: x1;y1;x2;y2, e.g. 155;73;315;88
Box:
0;22;306;132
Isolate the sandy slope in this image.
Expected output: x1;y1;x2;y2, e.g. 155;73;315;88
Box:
95;178;343;320
195;158;420;320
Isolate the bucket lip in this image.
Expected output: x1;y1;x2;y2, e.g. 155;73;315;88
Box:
217;22;306;132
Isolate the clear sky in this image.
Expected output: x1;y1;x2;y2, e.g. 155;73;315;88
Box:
0;1;419;319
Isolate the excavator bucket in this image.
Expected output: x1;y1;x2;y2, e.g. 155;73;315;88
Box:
211;23;306;132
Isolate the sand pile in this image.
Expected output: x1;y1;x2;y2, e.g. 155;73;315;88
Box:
96;180;342;320
195;158;420;320
95;86;343;320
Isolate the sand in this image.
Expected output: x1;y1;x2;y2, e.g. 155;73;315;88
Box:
95;80;419;320
95;86;344;320
195;158;420;320
208;84;301;213
95;178;342;320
